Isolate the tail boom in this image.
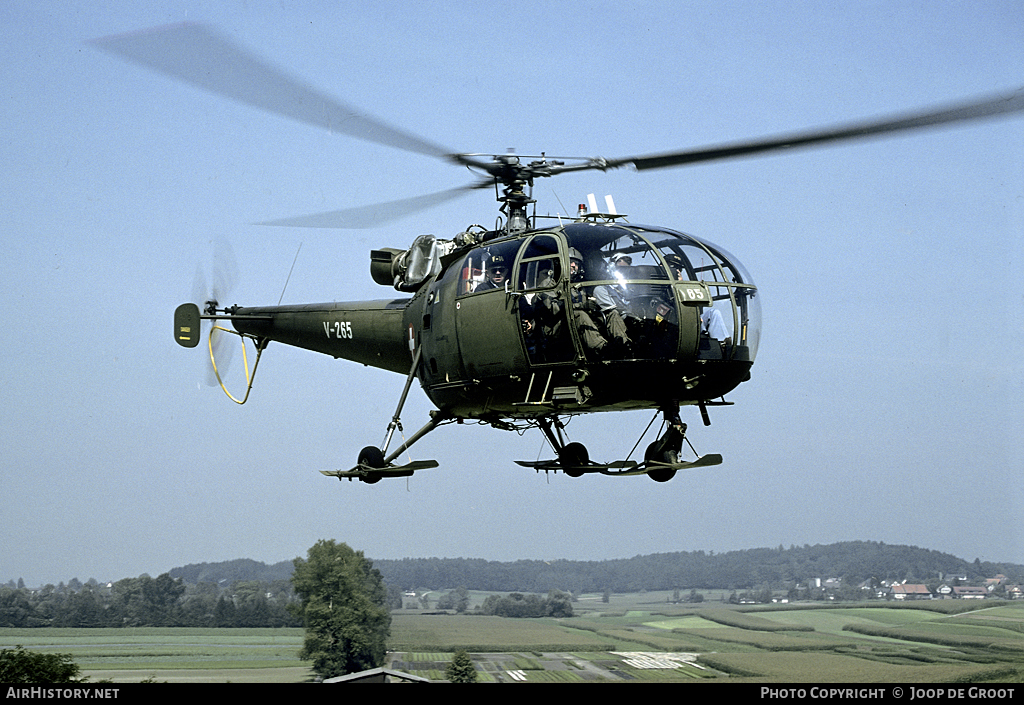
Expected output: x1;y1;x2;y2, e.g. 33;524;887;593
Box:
230;299;412;374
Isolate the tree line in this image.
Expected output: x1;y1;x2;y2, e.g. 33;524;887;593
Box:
6;541;1021;629
371;541;1024;594
0;574;300;628
479;590;573;618
8;539;1020;681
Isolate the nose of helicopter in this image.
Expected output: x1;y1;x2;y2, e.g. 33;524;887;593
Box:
561;222;761;365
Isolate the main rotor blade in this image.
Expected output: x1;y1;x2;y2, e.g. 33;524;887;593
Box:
598;87;1024;172
90;23;464;164
258;183;487;229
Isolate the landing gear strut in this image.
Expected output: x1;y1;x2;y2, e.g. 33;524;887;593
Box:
644;408;688;483
537;417;590;477
321;343;445;483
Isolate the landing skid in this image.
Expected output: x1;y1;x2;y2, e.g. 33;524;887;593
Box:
514;459;638;473
514;454;722;477
321;459;440;483
606;453;723;476
519;408;721;482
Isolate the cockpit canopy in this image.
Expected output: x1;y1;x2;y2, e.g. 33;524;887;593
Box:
455;222;760;364
563;222;760;362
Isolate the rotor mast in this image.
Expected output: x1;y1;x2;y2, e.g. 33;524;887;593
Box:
479;152;577;234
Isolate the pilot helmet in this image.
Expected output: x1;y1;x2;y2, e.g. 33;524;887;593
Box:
664;254;685;279
568;248;584;281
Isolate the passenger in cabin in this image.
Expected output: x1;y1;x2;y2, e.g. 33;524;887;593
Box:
665;254;686;281
518;257;561;362
535;249;620;358
592;253;633;352
701;307;731;350
566;250;613;355
666;253;731;352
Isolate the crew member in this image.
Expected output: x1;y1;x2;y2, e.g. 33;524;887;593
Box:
474;254;509;292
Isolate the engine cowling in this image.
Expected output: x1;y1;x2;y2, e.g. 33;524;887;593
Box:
370;248;403;287
370;235;452;292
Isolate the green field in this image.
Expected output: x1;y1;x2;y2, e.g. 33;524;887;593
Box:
4;598;1023;683
0;628;310;683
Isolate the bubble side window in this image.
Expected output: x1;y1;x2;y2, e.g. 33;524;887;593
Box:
457;239;523;296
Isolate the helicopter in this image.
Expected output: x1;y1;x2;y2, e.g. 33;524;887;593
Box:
94;23;1024;484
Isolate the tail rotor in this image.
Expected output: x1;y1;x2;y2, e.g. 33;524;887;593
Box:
190;241;239;386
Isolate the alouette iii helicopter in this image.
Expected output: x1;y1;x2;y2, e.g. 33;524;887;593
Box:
94;24;1024;484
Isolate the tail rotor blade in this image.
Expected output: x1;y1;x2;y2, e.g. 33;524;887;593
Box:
190;239;239;385
206;325;234;387
210;239;238;305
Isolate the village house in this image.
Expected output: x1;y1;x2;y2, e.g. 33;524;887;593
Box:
952;586;988;599
889;583;932;600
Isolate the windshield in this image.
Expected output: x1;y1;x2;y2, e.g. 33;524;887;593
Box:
562;222;760;362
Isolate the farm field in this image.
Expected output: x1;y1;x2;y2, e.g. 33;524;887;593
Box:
0;628;311;683
3;599;1023;683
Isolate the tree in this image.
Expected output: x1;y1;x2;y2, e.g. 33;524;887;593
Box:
214;594;237;627
453;586;470;613
0;646;83;683
107;573;184;626
437;586;469;613
445;649;477;683
546;590;573;618
58;586;104;627
0;588;44;628
289;540;391;678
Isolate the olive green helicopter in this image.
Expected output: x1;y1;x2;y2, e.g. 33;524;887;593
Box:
94;24;1024;483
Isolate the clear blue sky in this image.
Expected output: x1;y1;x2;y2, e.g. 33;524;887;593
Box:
3;1;1022;586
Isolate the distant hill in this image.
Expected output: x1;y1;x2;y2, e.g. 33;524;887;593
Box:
169;558;294;585
370;542;1023;593
166;542;1024;594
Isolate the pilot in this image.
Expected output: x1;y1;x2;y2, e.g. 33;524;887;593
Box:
665;254;685;280
474;254;509;292
610;251;633;269
537;249;618;357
